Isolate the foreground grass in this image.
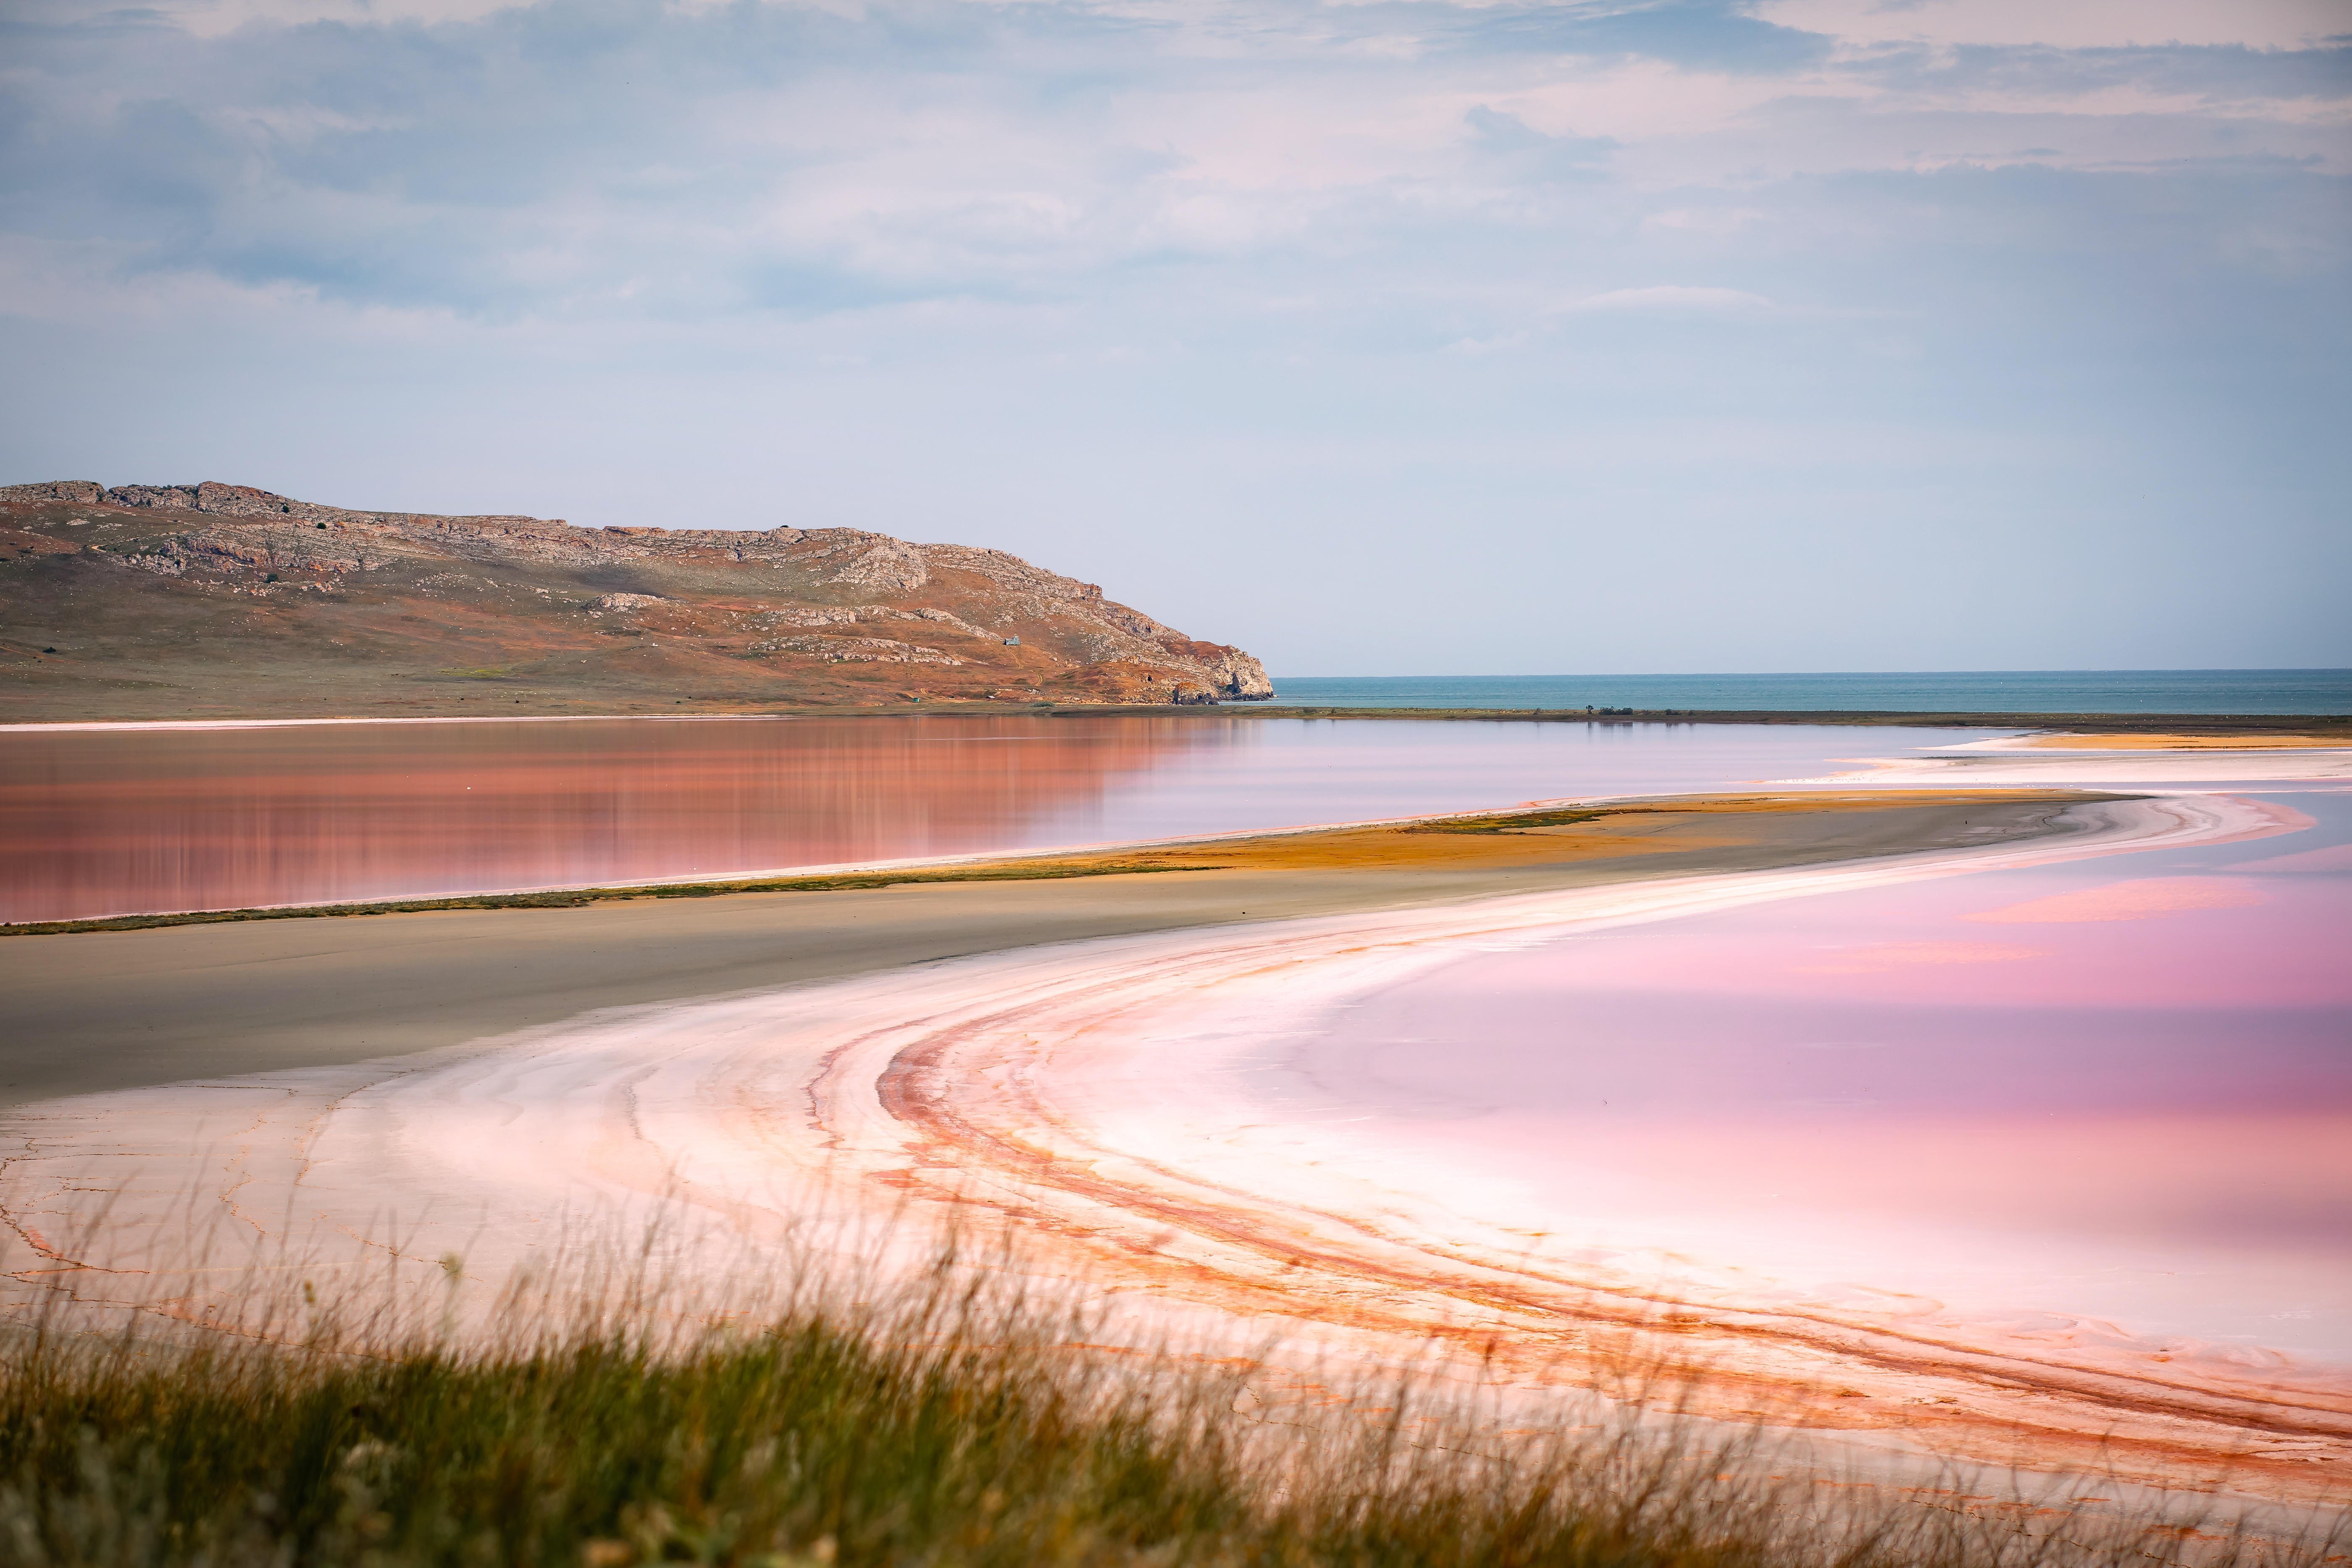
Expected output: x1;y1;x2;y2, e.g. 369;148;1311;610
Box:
1;1317;1249;1568
0;1268;2331;1568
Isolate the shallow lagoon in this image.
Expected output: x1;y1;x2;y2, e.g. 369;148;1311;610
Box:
1257;781;2352;1365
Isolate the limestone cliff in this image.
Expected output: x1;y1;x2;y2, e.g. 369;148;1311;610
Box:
0;481;1272;720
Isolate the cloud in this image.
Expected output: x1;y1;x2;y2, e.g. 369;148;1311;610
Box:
1754;0;2350;52
1558;284;1779;313
1460;0;1834;74
3;0;2344;326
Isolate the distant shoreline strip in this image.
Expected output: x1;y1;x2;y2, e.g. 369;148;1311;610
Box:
2;707;2345;734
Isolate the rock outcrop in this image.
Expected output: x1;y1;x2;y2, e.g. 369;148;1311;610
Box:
0;480;1272;716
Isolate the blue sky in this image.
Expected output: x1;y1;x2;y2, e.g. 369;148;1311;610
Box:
3;0;2347;674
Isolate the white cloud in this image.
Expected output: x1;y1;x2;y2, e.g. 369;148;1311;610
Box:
9;0;534;38
1642;207;1769;235
1558;285;1779;314
1753;0;2350;51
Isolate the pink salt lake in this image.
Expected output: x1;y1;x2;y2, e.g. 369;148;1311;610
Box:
0;715;1976;923
1254;785;2352;1365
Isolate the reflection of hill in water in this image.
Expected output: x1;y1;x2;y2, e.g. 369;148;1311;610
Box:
0;716;1245;923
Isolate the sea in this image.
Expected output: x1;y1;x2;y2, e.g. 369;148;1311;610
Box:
1259;669;2352;715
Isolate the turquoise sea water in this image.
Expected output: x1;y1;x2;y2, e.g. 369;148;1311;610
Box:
1259;670;2351;714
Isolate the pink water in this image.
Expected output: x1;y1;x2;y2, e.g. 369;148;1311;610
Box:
0;716;1974;923
1263;786;2352;1362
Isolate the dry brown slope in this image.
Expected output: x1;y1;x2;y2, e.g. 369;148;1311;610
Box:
0;480;1271;721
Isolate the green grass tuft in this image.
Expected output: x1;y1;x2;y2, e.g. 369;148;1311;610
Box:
0;1259;2331;1568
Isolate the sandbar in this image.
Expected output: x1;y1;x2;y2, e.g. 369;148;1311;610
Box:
0;791;2098;1110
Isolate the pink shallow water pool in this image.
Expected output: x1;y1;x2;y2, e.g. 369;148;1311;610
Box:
0;715;1981;922
1253;786;2352;1364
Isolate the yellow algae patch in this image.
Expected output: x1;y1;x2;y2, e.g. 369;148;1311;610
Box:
1962;876;2267;925
2025;733;2349;751
1093;791;2094;875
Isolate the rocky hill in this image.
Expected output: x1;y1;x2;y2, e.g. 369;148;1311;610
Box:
0;481;1272;721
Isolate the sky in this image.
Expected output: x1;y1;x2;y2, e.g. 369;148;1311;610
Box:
3;0;2347;676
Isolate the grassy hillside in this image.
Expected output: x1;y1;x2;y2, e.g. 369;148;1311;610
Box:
0;482;1268;722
